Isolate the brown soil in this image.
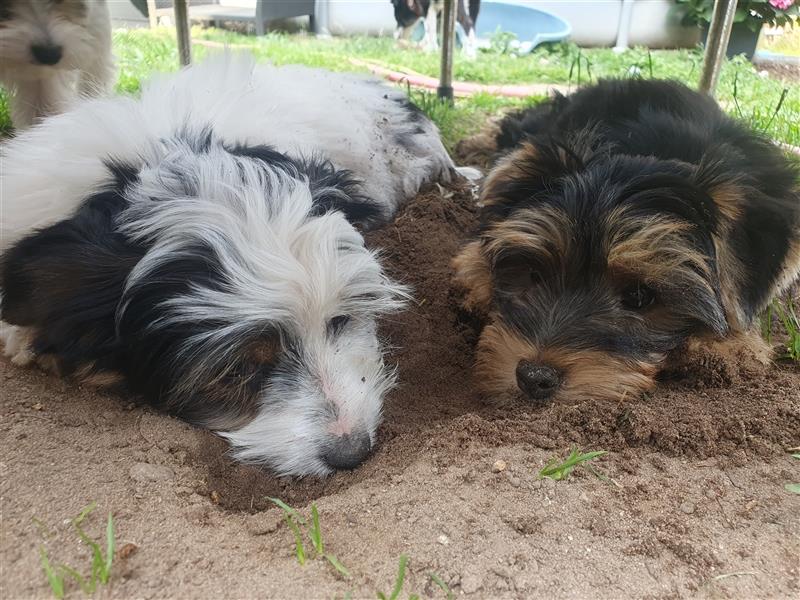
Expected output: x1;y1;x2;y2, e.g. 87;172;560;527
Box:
2;184;799;599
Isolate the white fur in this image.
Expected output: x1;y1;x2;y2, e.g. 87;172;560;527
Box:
0;53;454;251
0;0;114;129
109;140;407;475
0;54;457;476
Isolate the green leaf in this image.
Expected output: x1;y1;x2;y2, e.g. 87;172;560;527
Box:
785;483;800;494
59;564;94;595
285;515;306;565
325;553;351;579
39;547;64;600
389;555;409;600
429;572;453;599
266;497;307;526
791;454;800;460
103;512;115;582
539;448;608;481
310;504;324;555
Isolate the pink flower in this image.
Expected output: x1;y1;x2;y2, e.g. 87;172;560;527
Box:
769;0;794;11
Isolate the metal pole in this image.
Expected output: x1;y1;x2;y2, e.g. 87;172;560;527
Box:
698;0;736;96
174;0;192;66
437;0;456;102
613;0;635;53
146;0;158;29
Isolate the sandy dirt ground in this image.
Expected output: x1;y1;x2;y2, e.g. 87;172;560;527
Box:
2;185;799;599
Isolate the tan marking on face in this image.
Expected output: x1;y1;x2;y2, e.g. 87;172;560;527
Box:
707;182;744;222
452;240;493;314
480;143;543;209
605;209;714;292
484;205;573;262
474;320;659;404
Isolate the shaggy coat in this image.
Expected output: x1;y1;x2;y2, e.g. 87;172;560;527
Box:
453;79;800;404
0;55;458;476
0;0;114;129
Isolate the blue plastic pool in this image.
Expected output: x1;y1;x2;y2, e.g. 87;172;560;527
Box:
474;1;571;52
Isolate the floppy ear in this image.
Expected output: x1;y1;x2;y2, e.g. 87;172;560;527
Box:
694;157;800;330
305;160;386;226
479;141;584;221
452;240;493;314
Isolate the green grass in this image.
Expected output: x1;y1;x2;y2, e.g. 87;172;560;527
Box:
38;503;115;599
111;28;800;148
763;296;800;362
266;497;351;579
377;554;417;600
539;448;608;481
428;572;454;600
2;27;797;149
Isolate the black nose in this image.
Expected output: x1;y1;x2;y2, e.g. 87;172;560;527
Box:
321;431;372;471
516;361;560;401
31;44;63;66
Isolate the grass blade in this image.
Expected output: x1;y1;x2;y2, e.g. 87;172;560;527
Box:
786;483;800;494
429;572;453;599
266;497;307;525
59;564;93;594
310;503;323;555
389;554;409;600
325;553;351;579
103;512;115;583
539;448;608;481
39;548;64;600
285;515;306;565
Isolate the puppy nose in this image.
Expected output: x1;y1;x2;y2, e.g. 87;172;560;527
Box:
31;43;63;66
322;431;372;471
516;361;560;401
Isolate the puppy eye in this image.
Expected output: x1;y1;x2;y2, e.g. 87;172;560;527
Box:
621;282;656;310
494;255;543;291
328;315;351;336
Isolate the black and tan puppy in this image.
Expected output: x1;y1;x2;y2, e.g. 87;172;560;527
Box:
453;79;800;404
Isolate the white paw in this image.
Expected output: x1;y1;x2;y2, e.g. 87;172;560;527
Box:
0;322;36;366
455;166;484;181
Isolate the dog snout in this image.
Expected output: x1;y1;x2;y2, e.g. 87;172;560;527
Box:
31;43;63;66
321;431;372;471
516;360;560;401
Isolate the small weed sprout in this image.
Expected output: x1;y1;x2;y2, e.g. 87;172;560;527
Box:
763;297;800;361
539;448;609;481
377;554;418;600
38;502;115;598
775;298;800;361
429;572;454;599
266;498;350;579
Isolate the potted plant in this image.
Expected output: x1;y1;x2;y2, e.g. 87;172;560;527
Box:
675;0;799;59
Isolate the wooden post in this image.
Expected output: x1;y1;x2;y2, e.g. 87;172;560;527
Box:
698;0;737;96
173;0;192;66
437;0;456;102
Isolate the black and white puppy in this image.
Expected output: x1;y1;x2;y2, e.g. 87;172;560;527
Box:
391;0;480;58
0;0;114;129
0;55;458;476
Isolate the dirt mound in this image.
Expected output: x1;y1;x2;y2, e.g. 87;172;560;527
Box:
199;182;799;513
3;184;799;599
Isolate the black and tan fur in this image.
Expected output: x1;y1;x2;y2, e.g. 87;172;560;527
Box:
453;79;800;404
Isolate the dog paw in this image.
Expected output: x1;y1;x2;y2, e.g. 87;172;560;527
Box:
0;322;36;366
455;166;484;182
665;330;772;387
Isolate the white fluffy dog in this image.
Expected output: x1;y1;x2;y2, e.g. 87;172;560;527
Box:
0;55;458;476
0;0;114;129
